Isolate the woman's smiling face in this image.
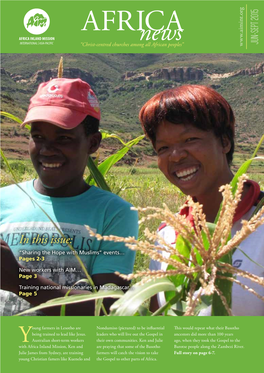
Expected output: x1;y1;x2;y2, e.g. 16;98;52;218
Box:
155;121;233;201
29;121;100;197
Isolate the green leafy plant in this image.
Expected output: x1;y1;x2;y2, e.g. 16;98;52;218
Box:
85;178;264;317
1;113;263;316
85;132;144;190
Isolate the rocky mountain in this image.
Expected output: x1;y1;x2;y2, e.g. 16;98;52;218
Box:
1;54;264;160
122;67;204;82
122;62;264;83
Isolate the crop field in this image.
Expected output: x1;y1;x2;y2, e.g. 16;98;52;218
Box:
2;152;263;194
1;154;263;212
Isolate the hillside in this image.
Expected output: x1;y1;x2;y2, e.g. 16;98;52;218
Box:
1;53;264;160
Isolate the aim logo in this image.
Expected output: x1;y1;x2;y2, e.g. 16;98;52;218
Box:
24;8;50;35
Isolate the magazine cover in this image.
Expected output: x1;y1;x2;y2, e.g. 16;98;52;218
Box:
1;1;264;372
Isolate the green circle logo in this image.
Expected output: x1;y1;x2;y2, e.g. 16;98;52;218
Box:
24;8;50;35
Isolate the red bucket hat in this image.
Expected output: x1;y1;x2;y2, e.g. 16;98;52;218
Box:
22;78;100;129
